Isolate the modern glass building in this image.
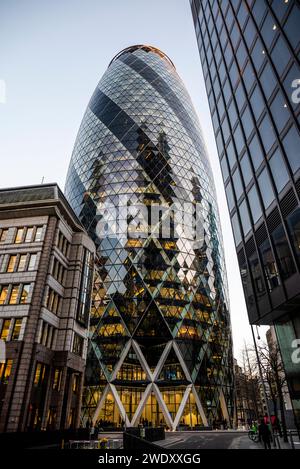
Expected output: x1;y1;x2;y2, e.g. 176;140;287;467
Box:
65;44;233;429
190;0;300;425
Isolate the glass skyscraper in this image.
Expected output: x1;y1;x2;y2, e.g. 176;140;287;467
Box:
190;0;300;425
65;45;233;429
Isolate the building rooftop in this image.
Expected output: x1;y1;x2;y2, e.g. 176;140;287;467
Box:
0;183;85;231
109;44;175;69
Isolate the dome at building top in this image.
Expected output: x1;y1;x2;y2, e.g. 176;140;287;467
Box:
109;44;176;70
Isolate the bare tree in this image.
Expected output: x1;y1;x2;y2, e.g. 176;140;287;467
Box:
241;345;261;421
256;342;288;442
234;345;264;426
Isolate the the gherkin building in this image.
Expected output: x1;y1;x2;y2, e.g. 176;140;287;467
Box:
65;45;234;430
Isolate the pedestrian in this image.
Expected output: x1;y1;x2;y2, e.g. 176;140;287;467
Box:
271;414;282;437
90;423;95;440
259;419;271;449
250;421;258;434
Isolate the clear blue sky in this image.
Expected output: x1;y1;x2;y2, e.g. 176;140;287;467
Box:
0;0;265;360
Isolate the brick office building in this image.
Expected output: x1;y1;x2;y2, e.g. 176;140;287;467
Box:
0;184;95;432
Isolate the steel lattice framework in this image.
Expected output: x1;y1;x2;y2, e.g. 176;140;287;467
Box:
65;45;234;429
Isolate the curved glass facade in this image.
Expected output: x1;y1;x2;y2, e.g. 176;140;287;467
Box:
65;45;233;429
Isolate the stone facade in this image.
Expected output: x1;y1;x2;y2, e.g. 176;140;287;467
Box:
0;184;95;432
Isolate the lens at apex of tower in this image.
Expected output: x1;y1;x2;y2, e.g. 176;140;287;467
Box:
109;44;176;69
65;45;234;430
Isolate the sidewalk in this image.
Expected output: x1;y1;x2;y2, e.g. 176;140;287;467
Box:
277;434;300;450
156;436;185;448
228;435;261;449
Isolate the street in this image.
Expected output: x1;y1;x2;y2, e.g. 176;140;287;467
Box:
157;431;261;450
100;430;262;450
100;430;300;450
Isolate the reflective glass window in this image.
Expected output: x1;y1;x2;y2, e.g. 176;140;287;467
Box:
221;0;229;15
252;37;266;73
0;286;8;305
249;249;266;300
231;23;240;50
0;229;8;243
270;90;290;134
224;42;233;68
236;41;247;70
271;0;290;21
220;155;230;182
234;124;245;155
229;60;239;89
218;60;226;86
216;130;224;155
232;212;242;246
228;99;238;129
28;254;37;271
240;152;253;186
244;17;256;49
235;82;246;111
20;284;31;304
249;134;264;170
286;208;300;266
259;114;276;154
258;167;275;209
11;319;22;340
239;253;256;312
217;94;225;120
239;199;252;235
271;36;291;77
211;28;218;50
250;85;265;120
232;167;244;200
25;227;34;243
271;225;296;280
0;320;10;341
225;182;235;212
243;61;256;94
241;106;254;140
237;1;248;29
259;238;280;291
9;286;19;305
282;125;300;174
219;27;227;51
252;0;267;26
18;255;27;272
261;13;278;48
260;62;277;100
284;5;300;49
209;61;216;84
227;140;237;170
7;255;17;273
248;184;262;223
269;148;290;193
35;226;43;242
212;109;219;134
15;228;24;244
215;45;222;67
222;117;230;144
